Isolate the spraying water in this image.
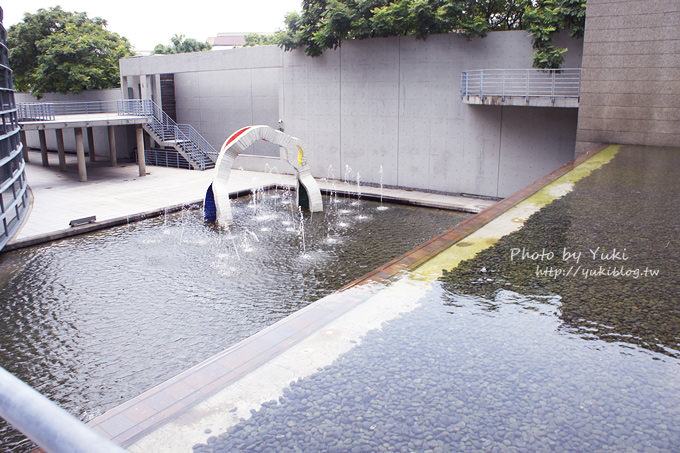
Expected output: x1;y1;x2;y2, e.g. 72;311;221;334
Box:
298;206;307;254
377;165;389;211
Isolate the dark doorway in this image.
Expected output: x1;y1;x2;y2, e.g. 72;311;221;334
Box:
160;74;177;122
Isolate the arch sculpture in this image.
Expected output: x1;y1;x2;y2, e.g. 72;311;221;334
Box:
204;125;323;225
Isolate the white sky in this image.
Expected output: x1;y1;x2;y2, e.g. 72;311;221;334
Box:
3;0;302;53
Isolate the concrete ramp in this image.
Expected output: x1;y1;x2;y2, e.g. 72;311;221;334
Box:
205;126;323;224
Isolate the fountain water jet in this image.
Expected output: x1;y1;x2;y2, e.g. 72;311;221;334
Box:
204;126;323;225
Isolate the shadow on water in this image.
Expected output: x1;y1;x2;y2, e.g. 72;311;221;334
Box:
440;146;680;358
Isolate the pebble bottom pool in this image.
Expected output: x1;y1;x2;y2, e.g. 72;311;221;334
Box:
195;146;680;452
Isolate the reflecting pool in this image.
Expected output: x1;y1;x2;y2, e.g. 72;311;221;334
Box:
194;146;680;452
0;191;469;451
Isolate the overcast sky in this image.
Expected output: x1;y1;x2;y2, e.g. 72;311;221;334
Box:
3;0;302;53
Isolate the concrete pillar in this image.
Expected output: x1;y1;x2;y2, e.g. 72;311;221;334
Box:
140;75;151;100
121;76;129;99
136;125;146;177
55;129;66;172
74;128;87;182
108;126;117;167
87;127;96;162
152;73;162;105
19;130;29;163
38;129;49;166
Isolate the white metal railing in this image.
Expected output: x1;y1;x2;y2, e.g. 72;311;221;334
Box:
0;366;125;453
17;100;151;121
17;99;218;170
460;68;581;101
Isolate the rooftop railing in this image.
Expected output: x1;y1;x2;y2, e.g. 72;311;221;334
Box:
17;99;154;121
460;68;581;102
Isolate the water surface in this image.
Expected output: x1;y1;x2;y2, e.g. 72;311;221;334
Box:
0;191;469;451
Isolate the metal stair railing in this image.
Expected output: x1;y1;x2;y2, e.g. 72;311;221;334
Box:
17;98;217;170
143;100;217;170
177;124;219;163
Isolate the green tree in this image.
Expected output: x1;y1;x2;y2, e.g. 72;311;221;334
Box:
278;0;585;67
243;33;283;47
8;7;133;97
152;34;212;54
525;0;586;68
279;0;532;57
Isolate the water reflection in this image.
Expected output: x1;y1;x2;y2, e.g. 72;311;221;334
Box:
441;146;680;358
0;191;468;451
194;283;680;452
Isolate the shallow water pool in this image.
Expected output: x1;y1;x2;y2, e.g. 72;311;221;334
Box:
0;191;469;451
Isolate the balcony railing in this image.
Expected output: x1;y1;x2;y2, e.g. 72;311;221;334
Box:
460;68;581;103
17;99;156;121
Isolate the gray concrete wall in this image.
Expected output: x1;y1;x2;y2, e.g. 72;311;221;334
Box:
120;47;282;157
283;31;582;197
576;0;680;153
17;89;137;160
118;31;582;197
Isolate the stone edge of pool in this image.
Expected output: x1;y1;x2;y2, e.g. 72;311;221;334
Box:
86;144;616;450
4;183;491;253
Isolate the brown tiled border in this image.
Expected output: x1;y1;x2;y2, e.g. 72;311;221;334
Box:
88;144;608;447
87;286;379;446
340;143;609;290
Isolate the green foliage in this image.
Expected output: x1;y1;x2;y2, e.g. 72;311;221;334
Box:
152;34;212;54
278;0;586;68
525;0;587;68
243;33;283;47
8;6;133;97
279;0;534;56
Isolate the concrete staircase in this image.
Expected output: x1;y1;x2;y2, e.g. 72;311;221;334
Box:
142;101;218;170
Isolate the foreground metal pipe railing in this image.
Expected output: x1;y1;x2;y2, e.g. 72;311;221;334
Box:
0;366;125;453
460;68;581;100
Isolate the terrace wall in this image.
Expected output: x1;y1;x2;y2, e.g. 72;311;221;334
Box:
282;31;582;197
117;31;582;198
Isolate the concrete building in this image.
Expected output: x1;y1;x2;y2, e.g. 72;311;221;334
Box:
118;30;583;198
576;0;680;153
20;0;679;199
0;6;29;250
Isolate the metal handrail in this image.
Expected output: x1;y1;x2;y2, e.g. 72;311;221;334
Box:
145;100;217;170
0;366;125;453
17;98;218;170
460;68;581;101
145;147;192;169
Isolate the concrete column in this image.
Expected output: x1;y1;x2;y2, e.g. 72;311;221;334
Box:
38;129;49;166
152;73;162;105
121;76;129;99
108;126;117;167
55;129;66;171
140;75;151;100
19;130;29;163
74;128;87;182
136;125;146;177
87;127;96;162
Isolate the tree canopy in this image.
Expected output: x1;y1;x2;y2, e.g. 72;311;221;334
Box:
8;7;133;97
278;0;586;68
152;34;212;54
243;33;283;47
